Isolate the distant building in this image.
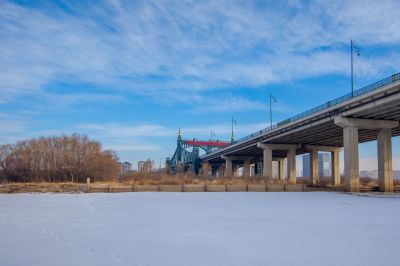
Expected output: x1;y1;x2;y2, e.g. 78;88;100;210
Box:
394;171;400;179
123;162;132;173
118;162;123;175
303;155;310;177
138;161;145;172
360;170;400;179
319;153;331;177
302;153;331;177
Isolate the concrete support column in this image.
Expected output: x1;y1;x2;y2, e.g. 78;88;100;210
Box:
225;159;232;177
243;160;251;177
331;150;340;185
287;149;296;183
262;148;273;178
343;126;359;192
335;116;399;192
377;128;393;192
278;159;285;180
217;166;224;178
310;150;319;185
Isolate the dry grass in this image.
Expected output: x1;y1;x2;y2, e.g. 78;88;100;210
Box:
0;182;86;193
3;173;395;193
360;177;378;186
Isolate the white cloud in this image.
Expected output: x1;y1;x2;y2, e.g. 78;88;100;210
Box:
104;143;161;152
79;123;176;138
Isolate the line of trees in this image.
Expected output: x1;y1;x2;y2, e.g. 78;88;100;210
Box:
0;134;119;183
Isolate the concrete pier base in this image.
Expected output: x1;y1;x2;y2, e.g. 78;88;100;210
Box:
224;158;232;177
331;150;340;185
262;148;273;179
343;126;359;192
377;128;393;192
279;159;285;180
243;159;251;177
310;150;318;185
287;149;296;183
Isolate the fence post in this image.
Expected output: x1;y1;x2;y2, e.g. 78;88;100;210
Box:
86;178;90;192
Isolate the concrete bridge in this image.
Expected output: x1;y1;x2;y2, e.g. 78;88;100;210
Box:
200;73;400;192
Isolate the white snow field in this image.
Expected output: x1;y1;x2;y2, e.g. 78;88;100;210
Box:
0;192;400;266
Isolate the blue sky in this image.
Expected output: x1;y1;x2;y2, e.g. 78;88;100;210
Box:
1;0;400;170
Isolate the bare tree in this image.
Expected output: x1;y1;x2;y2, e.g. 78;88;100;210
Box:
0;134;119;183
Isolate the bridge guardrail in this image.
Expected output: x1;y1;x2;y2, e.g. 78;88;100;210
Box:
203;73;400;158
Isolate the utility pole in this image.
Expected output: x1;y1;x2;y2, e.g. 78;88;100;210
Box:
231;117;237;143
269;92;277;128
351;40;360;98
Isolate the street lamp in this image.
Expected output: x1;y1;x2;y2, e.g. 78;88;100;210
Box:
269;92;277;128
351;40;361;98
210;130;215;141
231;117;237;143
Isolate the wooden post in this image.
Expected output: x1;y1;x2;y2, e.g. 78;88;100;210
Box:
86;178;90;192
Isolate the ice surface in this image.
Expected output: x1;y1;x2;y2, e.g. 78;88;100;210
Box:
0;192;399;266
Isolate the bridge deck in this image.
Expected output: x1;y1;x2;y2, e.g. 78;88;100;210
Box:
202;74;400;163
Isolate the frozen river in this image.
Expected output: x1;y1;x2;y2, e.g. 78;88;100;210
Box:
0;192;399;266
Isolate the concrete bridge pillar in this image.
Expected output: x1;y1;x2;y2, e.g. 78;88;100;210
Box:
304;145;342;186
217;165;224;178
331;150;341;185
278;159;285;180
287;148;297;183
377;128;393;192
254;161;259;176
335;116;398;192
221;156;253;178
262;148;273;178
223;157;232;177
258;143;298;183
310;150;319;185
243;159;251;177
343;126;360;192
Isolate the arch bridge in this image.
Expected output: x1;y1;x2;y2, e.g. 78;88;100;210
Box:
166;130;229;174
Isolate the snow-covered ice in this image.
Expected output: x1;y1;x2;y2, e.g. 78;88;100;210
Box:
0;192;399;266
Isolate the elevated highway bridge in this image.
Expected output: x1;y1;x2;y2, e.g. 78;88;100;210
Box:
199;73;400;192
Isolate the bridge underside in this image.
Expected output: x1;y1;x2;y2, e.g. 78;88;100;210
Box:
206;124;400;165
206;86;400;163
201;75;400;192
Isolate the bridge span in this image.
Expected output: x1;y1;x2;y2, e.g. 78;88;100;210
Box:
200;73;400;192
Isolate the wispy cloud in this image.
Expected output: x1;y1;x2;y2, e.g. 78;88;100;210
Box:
77;121;271;142
105;143;161;152
1;0;399;105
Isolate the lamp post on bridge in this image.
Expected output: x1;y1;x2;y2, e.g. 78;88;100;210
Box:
269;92;277;129
210;130;215;141
351;40;361;98
231;117;237;143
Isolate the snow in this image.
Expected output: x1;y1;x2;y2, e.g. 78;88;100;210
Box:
0;192;400;266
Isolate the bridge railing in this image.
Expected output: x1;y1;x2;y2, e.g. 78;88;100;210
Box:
203;73;400;157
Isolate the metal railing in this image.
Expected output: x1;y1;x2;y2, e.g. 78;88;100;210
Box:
203;73;400;157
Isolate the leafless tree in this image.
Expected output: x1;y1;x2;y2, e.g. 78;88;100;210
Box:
0;134;119;183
